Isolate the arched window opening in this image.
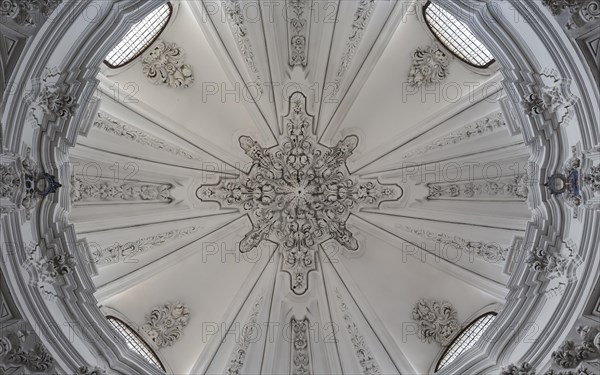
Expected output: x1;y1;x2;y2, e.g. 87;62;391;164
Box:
107;316;165;371
104;3;172;68
423;1;495;68
435;312;497;371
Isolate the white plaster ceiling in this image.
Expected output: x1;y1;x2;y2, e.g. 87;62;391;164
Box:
68;1;532;373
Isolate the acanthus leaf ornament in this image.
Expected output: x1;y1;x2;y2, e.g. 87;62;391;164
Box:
291;318;311;375
76;366;107;375
333;0;377;93
542;0;600;29
551;326;600;369
92;226;201;265
500;362;537;375
411;299;460;346
142;39;194;88
427;175;529;201
225;296;263;374
0;0;61;26
222;0;263;93
402;112;506;160
335;289;381;375
0;330;55;373
93;111;201;161
525;247;569;279
141;301;190;348
27;69;78;128
522;69;577;127
545;146;599;219
407;43;451;87
71;176;173;203
400;226;508;263
0;148;61;220
287;0;310;67
197;92;401;295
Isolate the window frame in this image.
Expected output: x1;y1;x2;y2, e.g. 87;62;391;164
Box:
434;311;498;372
106;315;166;371
103;2;173;69
422;0;496;70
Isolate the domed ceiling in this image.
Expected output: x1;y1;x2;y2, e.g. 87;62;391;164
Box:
0;0;599;374
70;1;530;373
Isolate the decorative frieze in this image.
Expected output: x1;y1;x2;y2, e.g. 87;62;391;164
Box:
407;43;451;87
427;175;529;200
71;176;172;203
141;302;190;348
412;299;460;346
402;112;506;159
287;0;309;67
197;92;401;295
225;296;263;374
333;0;377;92
291;318;311;375
93;112;200;160
401;226;508;262
142;39;194;88
335;289;381;374
222;0;263;92
92;225;201;265
0;0;61;26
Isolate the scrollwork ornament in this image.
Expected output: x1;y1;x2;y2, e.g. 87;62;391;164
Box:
141;301;190;348
551;326;600;369
525;248;568;279
197;92;401;295
411;299;460;346
500;362;536;375
76;366;107;375
142;39;194;88
225;296;263;374
0;148;61;220
291;318;311;375
333;0;377;92
407;43;451;87
3;340;54;372
0;0;61;26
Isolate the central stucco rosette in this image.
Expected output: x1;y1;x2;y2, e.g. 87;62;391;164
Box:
198;93;401;294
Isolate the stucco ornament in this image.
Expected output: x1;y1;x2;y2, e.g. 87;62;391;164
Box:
0;148;61;220
551;326;600;369
0;0;61;26
197;92;401;295
142;39;194;88
412;299;460;346
500;362;536;375
525;247;568;279
291;318;311;375
77;366;107;375
407;43;451;87
141;301;190;348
